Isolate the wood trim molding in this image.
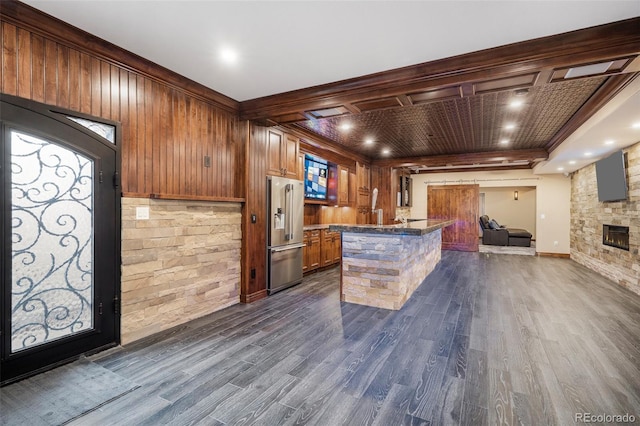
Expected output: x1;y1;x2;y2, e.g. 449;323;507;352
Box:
537;252;571;258
372;149;549;169
122;192;245;203
0;0;239;113
239;18;640;121
240;289;268;304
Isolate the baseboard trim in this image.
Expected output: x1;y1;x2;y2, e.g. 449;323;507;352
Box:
240;289;268;303
537;252;570;258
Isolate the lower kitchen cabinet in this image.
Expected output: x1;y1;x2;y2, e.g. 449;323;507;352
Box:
321;230;341;268
303;230;321;273
303;229;341;273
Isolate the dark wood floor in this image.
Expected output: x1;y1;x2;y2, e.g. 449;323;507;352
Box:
72;251;640;425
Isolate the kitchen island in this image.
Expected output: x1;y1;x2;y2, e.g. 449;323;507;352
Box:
329;219;454;310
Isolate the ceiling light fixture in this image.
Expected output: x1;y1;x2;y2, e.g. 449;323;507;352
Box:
505;123;516;130
382;149;390;155
584;152;593;157
557;167;564;171
633;122;640;129
509;99;524;108
339;123;352;131
569;160;576;165
500;139;509;145
604;139;615;145
219;47;239;65
565;61;613;79
365;138;374;145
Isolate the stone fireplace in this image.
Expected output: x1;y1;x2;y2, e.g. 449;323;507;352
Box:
603;224;630;251
570;141;639;296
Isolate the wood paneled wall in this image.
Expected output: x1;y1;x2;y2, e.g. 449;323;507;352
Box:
0;16;242;200
370;165;396;225
241;121;268;302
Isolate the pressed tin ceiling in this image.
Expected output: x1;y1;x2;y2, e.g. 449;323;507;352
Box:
294;77;607;159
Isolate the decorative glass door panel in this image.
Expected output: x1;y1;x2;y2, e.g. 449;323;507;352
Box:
10;130;94;353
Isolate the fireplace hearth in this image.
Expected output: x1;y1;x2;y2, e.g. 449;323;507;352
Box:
603;224;629;251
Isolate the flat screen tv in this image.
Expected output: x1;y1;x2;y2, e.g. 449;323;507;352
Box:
304;154;328;200
595;150;627;202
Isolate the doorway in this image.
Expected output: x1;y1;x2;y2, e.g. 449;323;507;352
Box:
1;95;120;385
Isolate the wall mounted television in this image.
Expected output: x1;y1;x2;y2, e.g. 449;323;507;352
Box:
595;150;628;202
304;154;328;200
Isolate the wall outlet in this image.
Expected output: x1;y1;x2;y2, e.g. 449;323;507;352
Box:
136;206;150;220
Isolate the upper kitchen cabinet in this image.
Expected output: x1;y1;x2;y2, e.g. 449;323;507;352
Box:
356;162;371;193
266;129;299;179
338;165;350;206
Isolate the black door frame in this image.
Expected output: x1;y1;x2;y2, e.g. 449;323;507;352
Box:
0;94;121;385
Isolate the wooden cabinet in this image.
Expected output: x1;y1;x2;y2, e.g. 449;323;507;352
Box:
297;153;305;181
355;162;371;224
357;162;371;192
320;230;341;267
266;129;299;178
338;165;349;206
356;203;370;225
303;230;321;272
304;229;341;273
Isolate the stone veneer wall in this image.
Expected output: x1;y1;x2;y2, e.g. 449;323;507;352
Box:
570;142;640;296
341;230;441;310
121;198;241;344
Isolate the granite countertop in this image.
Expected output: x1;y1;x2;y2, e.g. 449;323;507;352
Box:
328;219;455;236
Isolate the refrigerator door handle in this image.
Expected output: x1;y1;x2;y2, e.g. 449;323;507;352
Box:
288;184;294;240
284;183;293;240
271;243;306;252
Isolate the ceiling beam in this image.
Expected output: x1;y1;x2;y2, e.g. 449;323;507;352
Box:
372;149;549;168
239;18;640;121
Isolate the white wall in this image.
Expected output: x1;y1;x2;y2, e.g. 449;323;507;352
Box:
409;169;571;254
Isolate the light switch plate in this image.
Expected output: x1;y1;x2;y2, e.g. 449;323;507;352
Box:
136;206;150;220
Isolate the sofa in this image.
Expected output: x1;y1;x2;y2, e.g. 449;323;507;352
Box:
479;215;532;247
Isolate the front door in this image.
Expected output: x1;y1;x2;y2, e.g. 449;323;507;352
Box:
1;96;120;384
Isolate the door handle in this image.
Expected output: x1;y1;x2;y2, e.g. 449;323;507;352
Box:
271;243;306;252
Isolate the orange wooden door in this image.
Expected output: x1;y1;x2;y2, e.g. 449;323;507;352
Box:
427;184;479;252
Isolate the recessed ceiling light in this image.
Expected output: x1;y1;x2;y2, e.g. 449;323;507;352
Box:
633;122;640;129
604;139;615;145
339;123;352;131
584;152;593;157
504;123;516;130
382;149;390;155
557;167;564;171
509;100;524;108
500;139;509;145
365;138;374;145
569;160;576;165
219;47;239;65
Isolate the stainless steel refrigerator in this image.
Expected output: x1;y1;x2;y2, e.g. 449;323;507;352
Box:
267;176;304;294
